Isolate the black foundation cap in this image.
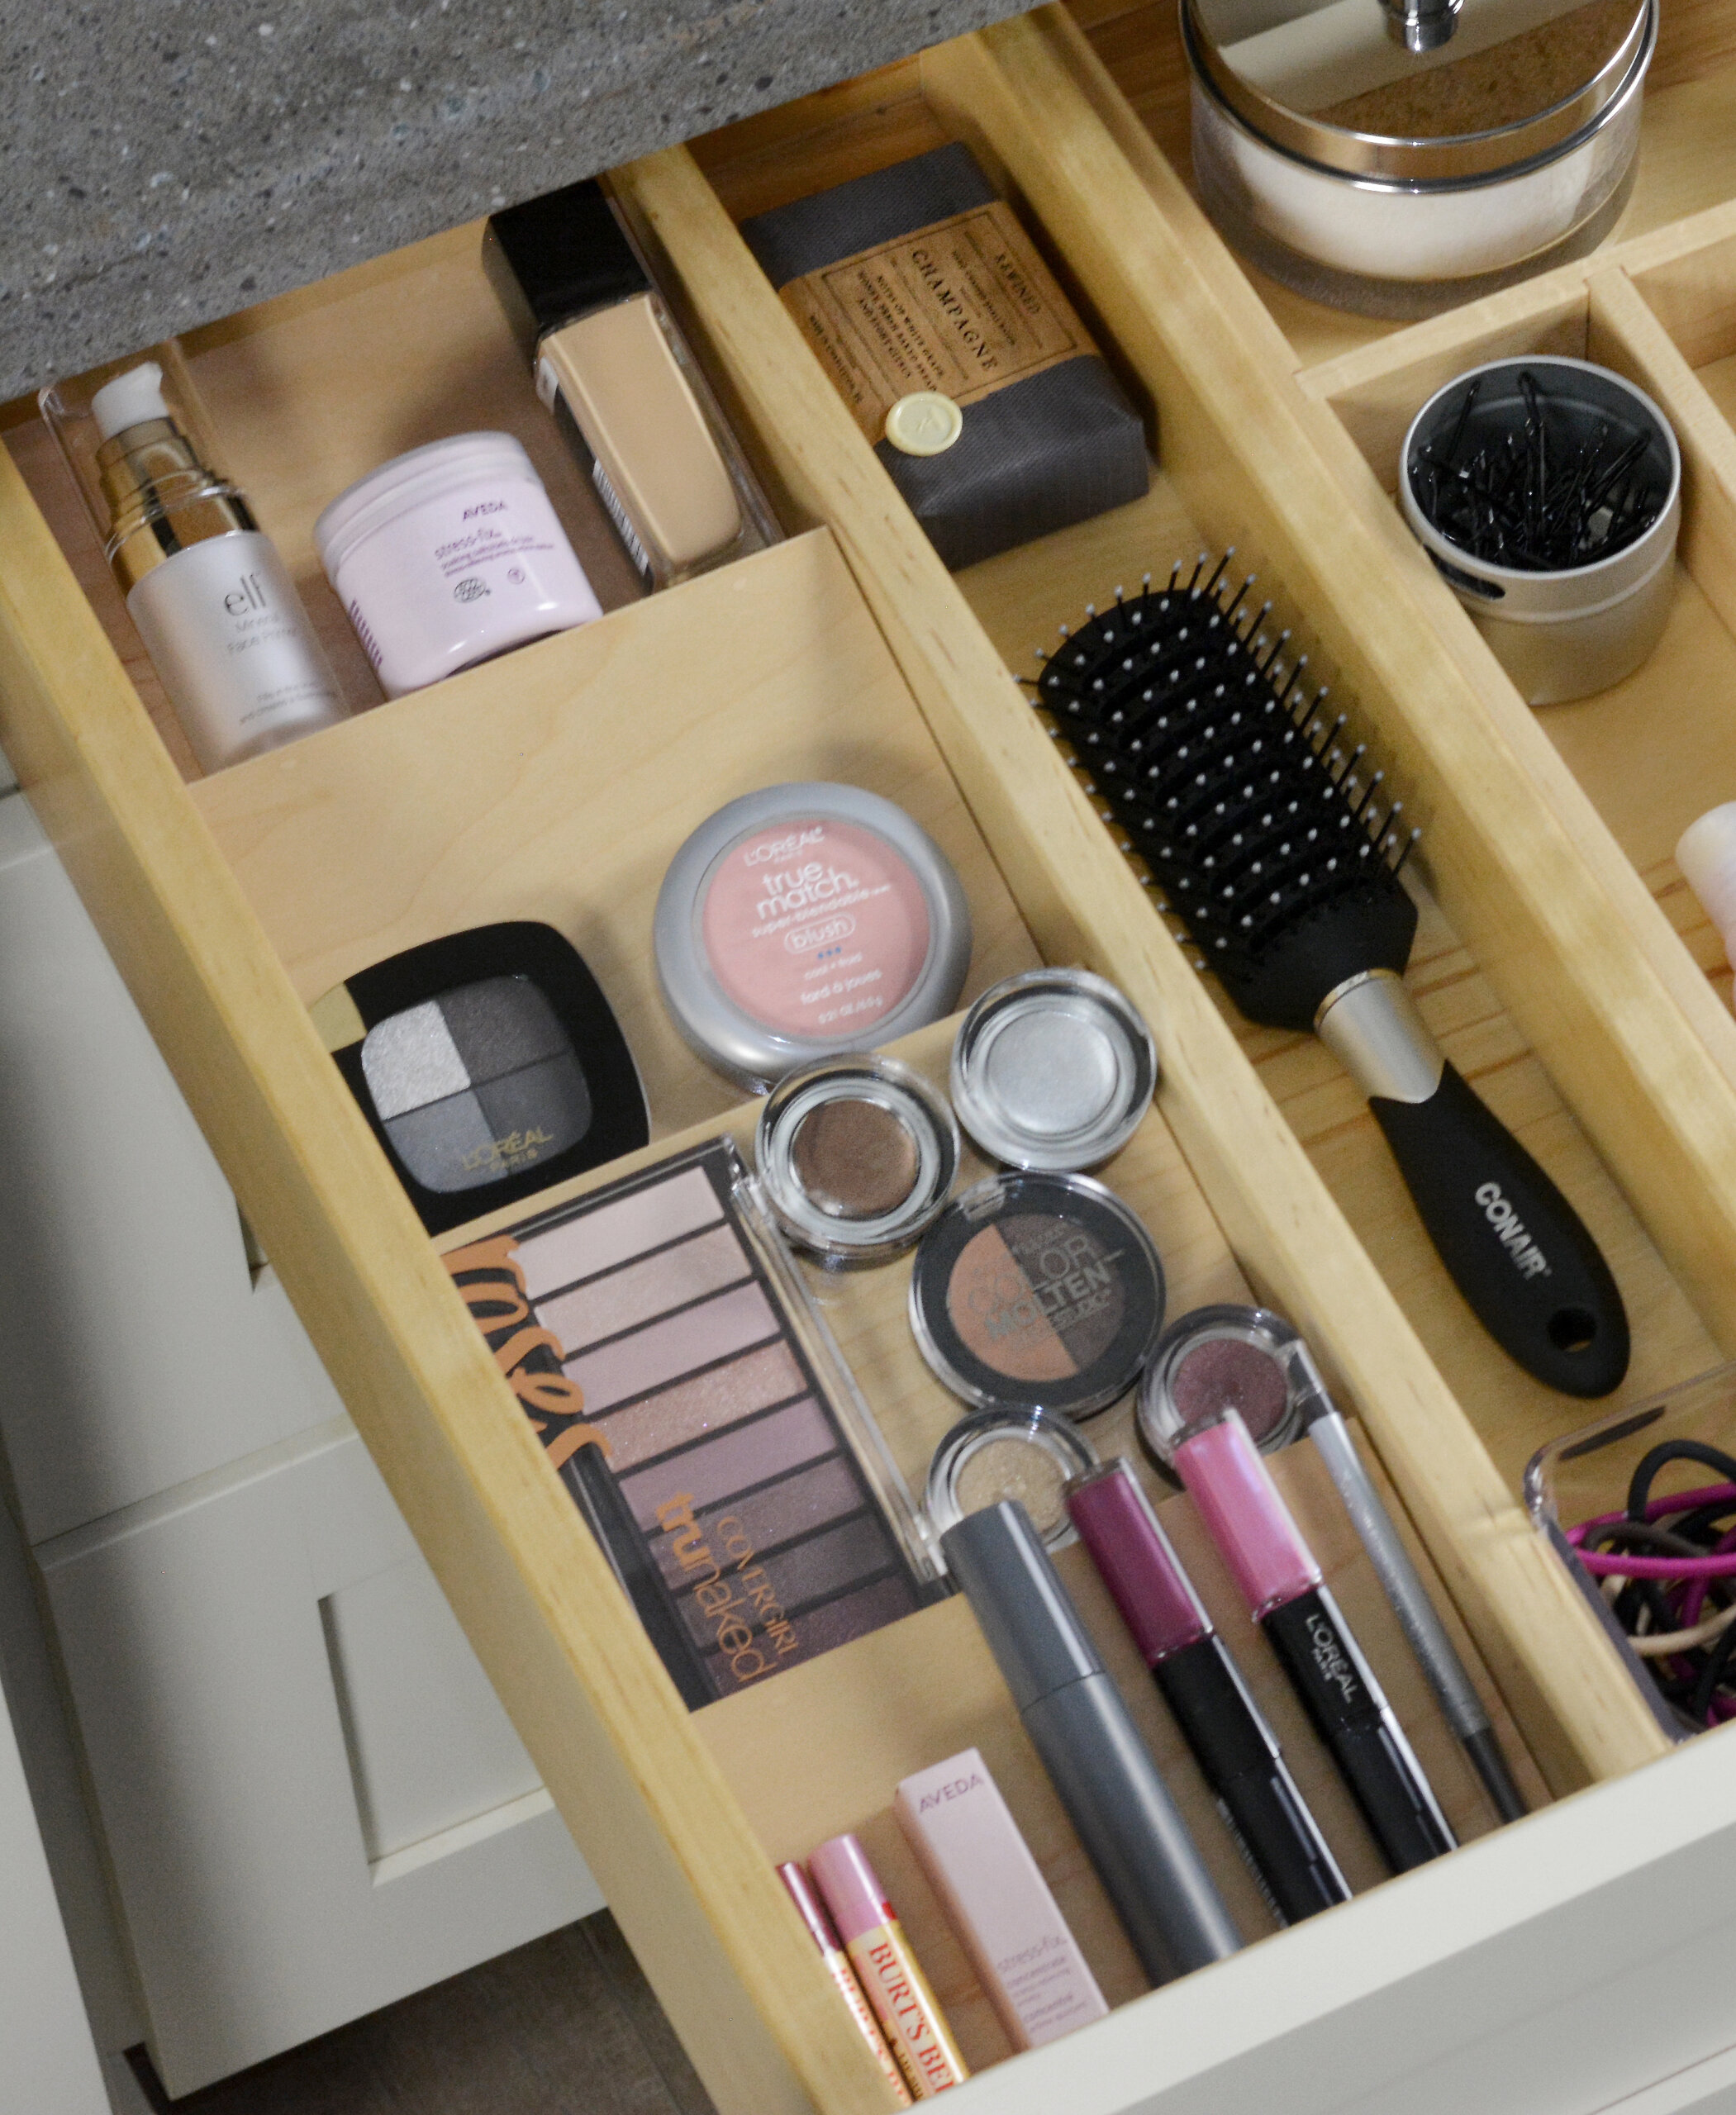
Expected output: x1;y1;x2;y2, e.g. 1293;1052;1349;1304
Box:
483;178;649;359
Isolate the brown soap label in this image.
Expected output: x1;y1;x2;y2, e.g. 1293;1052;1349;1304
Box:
779;201;1092;443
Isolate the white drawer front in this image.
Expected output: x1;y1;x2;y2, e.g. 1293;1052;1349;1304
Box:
0;795;349;1543
36;1419;602;2096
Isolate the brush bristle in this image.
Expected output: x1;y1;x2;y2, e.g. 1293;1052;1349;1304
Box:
1030;554;1421;1033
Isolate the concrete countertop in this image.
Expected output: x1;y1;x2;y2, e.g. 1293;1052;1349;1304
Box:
1;0;1032;402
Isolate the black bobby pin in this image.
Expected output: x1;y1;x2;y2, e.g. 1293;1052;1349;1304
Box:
1413;368;1663;572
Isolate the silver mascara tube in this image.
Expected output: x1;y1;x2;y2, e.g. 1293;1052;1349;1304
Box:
941;1500;1243;1982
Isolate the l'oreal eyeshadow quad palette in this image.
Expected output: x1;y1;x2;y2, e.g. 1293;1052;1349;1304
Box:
445;1138;943;1704
313;921;649;1236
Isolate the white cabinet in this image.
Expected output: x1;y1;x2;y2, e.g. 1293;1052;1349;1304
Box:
0;1664;110;2115
36;1419;601;2096
0;794;345;1543
0;794;602;2096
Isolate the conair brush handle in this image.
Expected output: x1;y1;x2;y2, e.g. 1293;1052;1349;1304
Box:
1316;970;1629;1398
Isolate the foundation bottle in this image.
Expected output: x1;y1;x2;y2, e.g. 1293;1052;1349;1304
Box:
484;179;774;589
42;353;347;773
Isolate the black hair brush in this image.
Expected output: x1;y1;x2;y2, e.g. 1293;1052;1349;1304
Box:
1030;554;1628;1399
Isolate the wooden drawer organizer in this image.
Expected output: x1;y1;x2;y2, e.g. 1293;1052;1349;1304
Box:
5;7;1736;2112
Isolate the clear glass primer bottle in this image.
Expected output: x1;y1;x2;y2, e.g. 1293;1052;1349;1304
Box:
483;179;776;590
41;345;347;773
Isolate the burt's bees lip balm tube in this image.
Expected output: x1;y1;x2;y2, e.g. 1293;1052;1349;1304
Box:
778;1862;913;2107
808;1834;968;2098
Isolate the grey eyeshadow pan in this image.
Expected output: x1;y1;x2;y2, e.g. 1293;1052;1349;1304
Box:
362;977;593;1195
440;976;570;1075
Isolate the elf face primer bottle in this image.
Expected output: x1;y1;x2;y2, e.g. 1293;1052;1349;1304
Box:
44;350;347;772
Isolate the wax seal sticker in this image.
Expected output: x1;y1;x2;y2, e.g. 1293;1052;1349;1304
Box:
885;393;963;457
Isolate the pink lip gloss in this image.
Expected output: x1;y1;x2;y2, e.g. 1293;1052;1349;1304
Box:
809;1833;969;2098
1174;1411;1456;1875
778;1861;913;2106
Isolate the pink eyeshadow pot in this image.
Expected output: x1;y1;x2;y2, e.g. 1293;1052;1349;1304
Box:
653;782;972;1091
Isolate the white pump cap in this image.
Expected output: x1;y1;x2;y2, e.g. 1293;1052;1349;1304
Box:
90;361;171;442
1677;801;1736;973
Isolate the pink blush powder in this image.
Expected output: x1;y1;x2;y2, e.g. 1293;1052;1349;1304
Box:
700;817;932;1041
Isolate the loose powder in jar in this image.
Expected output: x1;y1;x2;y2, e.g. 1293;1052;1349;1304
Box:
954;1435;1069;1539
791;1096;920;1220
1171;1335;1290;1444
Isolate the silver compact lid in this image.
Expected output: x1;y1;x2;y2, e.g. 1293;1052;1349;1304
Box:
756;1054;959;1264
1184;0;1653;183
950;968;1157;1172
926;1408;1100;1558
653;782;973;1091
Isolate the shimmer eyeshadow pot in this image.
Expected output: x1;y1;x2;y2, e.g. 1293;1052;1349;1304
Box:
950;968;1157;1172
925;1407;1098;1554
757;1054;959;1264
1136;1305;1315;1480
909;1172;1166;1420
313;922;649;1234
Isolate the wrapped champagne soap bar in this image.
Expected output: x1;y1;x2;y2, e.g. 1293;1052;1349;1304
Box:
741;144;1149;569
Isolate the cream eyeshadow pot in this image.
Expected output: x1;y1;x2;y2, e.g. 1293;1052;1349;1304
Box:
950;967;1157;1172
926;1407;1100;1556
910;1172;1166;1420
757;1054;960;1265
654;782;973;1091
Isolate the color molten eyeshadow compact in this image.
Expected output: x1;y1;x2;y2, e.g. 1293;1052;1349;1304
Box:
909;1172;1167;1420
313;922;649;1236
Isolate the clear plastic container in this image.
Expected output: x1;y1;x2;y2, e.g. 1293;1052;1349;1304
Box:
1525;1362;1736;1737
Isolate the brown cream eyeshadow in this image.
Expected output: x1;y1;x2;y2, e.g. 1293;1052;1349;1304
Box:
791;1096;920;1220
953;1436;1068;1537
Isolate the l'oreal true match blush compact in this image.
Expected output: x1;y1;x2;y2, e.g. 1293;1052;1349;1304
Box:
653;782;972;1091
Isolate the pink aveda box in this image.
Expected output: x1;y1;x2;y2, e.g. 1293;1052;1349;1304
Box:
894;1747;1107;2050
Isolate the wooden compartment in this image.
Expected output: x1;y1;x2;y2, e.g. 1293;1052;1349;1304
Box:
1054;0;1736;1659
8;8;1736;2114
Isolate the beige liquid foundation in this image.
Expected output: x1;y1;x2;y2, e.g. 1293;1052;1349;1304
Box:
485;179;774;590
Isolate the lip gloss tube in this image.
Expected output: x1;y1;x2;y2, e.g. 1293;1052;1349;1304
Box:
1066;1461;1349;1925
778;1862;913;2106
1174;1411;1456;1874
940;1500;1242;1984
808;1834;968;2098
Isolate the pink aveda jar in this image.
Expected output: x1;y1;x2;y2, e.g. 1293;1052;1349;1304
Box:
315;431;601;696
654;782;973;1091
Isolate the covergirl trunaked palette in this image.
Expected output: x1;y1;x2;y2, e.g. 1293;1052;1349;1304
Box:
445;1137;941;1705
